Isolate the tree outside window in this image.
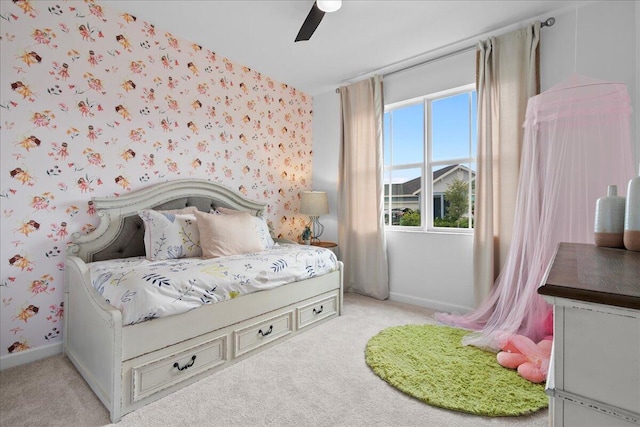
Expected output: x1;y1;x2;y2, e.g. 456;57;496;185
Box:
444;176;469;227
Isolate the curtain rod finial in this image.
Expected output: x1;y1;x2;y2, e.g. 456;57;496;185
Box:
542;17;555;28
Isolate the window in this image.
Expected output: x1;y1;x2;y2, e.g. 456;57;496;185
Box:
383;84;476;231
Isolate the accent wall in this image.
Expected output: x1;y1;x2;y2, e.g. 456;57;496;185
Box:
0;0;313;362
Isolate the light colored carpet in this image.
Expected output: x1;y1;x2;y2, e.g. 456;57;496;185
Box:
365;324;548;417
0;293;548;427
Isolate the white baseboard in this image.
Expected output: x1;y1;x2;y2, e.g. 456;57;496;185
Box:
389;291;473;315
0;341;63;371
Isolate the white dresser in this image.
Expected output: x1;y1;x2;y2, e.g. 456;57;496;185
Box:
538;243;640;427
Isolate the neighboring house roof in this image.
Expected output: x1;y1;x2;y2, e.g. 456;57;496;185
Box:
385;164;476;196
433;164;475;186
434;164;459;181
402;176;421;195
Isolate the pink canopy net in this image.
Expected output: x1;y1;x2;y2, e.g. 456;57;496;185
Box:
436;74;636;351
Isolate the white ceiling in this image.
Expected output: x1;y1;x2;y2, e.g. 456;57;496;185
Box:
102;1;576;96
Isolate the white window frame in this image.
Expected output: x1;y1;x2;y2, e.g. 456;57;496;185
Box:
384;83;476;234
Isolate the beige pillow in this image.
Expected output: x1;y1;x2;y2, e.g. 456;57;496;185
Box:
213;207;275;249
195;211;263;258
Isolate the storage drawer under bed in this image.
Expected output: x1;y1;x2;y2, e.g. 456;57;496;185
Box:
297;294;338;329
233;310;294;357
131;334;227;402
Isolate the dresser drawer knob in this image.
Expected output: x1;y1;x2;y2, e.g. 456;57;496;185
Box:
258;325;273;337
173;355;196;371
313;305;324;315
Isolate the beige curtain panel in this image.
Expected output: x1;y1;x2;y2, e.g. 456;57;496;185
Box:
474;23;540;305
338;75;389;300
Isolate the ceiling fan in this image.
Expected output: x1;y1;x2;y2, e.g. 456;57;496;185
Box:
295;0;342;42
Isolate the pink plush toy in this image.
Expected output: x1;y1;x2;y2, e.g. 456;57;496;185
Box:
497;334;553;383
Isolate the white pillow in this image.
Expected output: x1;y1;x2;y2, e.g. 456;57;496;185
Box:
213;207;275;249
195;211;264;258
253;215;275;249
139;209;202;260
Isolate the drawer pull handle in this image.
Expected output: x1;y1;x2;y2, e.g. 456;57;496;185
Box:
173;355;196;371
313;305;324;315
258;325;273;337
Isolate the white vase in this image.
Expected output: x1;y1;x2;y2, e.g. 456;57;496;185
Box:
623;174;640;251
594;185;625;248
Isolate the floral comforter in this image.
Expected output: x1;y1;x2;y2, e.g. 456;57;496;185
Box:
88;244;338;325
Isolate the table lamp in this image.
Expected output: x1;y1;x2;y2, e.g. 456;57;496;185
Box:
300;191;329;242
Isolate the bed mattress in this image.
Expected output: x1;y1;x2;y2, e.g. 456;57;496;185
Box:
88;243;338;325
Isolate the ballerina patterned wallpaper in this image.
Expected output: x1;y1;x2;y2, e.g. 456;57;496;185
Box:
0;0;313;358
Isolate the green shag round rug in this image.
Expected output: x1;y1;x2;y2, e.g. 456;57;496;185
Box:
365;324;548;417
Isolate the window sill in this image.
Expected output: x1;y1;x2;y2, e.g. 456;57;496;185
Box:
385;226;473;236
429;227;474;236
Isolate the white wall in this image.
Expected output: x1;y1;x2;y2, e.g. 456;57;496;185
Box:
311;92;341;244
313;0;639;312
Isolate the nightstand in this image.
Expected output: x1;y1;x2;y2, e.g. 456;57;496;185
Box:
310;241;337;249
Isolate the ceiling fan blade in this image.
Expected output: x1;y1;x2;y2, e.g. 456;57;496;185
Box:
295;2;325;42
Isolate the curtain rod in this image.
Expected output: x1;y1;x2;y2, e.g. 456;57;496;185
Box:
335;17;555;93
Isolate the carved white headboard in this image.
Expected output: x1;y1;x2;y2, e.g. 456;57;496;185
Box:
67;179;266;263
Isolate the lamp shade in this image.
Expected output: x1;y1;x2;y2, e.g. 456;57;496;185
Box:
317;0;342;13
300;191;329;216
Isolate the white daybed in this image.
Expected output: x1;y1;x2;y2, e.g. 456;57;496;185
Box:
64;179;343;422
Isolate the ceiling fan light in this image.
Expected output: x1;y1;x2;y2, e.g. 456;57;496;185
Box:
317;0;342;13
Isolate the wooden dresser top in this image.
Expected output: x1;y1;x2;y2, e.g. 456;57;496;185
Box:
538;242;640;310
